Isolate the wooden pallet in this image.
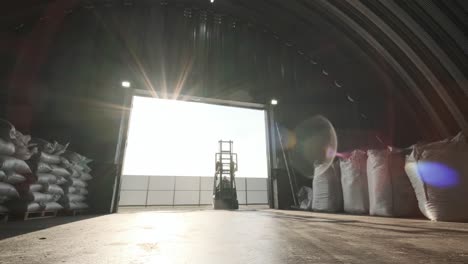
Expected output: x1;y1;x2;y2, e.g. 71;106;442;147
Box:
23;210;58;220
0;213;8;223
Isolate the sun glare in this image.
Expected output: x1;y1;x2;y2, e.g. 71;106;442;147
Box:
122;96;268;178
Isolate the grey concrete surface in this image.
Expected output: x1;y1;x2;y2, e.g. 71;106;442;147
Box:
0;208;467;264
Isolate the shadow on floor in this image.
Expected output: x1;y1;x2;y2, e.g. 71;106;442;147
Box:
0;215;103;240
267;211;468;235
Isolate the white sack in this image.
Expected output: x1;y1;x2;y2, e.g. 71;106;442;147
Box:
312;160;343;212
340;150;369;214
367;149;418;217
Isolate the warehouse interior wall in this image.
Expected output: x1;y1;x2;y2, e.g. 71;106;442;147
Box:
1;0;466;213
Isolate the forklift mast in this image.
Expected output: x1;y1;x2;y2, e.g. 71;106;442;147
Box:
213;140;239;209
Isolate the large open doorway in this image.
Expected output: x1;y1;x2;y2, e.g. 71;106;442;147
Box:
117;94;270;208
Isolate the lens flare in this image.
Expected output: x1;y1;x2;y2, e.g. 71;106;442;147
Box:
289;115;337;178
417;161;460;188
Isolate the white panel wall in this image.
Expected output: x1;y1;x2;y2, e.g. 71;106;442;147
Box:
175;177;200;190
119;175;268;206
121;176;148;190
236;178;246;191
148;176;175;190
147;191;174;205
237;191;247;205
246;178;268;190
200;177;214;191
119;190;147;206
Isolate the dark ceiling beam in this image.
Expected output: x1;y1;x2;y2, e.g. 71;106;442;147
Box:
303;0;448;136
340;0;467;130
376;0;468;97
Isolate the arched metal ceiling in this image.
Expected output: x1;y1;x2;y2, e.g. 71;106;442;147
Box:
2;0;467;139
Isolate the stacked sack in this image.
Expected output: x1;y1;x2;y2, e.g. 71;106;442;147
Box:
11;139;67;213
58;150;92;210
0;119;34;214
405;131;468;222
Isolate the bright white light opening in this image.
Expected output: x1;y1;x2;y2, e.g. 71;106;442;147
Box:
122;96;268;178
121;81;131;88
271;99;278;105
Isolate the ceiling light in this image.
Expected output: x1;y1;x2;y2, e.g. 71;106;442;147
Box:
121;81;131;88
271;99;278;105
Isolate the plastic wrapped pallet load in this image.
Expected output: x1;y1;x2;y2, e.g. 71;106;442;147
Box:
312;160;343;212
340;150;369;214
405;132;468;222
367;148;418;217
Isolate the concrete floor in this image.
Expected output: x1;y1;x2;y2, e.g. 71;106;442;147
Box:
0;208;467;264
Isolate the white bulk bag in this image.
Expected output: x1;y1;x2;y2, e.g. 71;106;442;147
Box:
405;132;468;222
312;160;343;212
367;149;418;217
340;150;369;214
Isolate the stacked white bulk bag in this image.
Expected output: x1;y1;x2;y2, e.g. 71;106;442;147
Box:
405;132;468;222
367;148;418;217
340;150;369;214
312;160;343;212
59;151;92;210
0;119;33;214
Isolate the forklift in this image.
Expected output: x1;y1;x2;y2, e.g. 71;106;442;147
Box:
213;140;239;210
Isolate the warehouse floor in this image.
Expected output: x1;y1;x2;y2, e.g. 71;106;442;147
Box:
0;208;467;264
